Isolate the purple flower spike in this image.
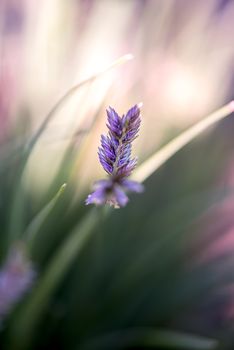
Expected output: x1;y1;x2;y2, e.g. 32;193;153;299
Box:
0;244;35;322
86;104;144;208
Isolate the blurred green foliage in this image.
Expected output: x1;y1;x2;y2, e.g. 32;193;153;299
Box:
0;97;234;350
1;1;234;348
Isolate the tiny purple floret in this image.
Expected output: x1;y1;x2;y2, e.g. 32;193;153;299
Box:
86;104;144;208
0;244;35;322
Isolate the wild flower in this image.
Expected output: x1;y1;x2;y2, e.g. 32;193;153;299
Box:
0;244;35;321
86;104;144;208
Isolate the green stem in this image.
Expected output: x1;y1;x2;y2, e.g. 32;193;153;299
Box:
79;328;217;350
8;208;100;350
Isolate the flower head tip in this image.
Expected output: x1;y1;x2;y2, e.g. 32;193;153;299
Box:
85;104;144;208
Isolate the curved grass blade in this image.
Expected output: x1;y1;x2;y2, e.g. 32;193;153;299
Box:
133;101;234;183
25;54;134;156
8;55;133;242
24;183;67;246
14;102;234;344
8;208;100;350
79;328;217;350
